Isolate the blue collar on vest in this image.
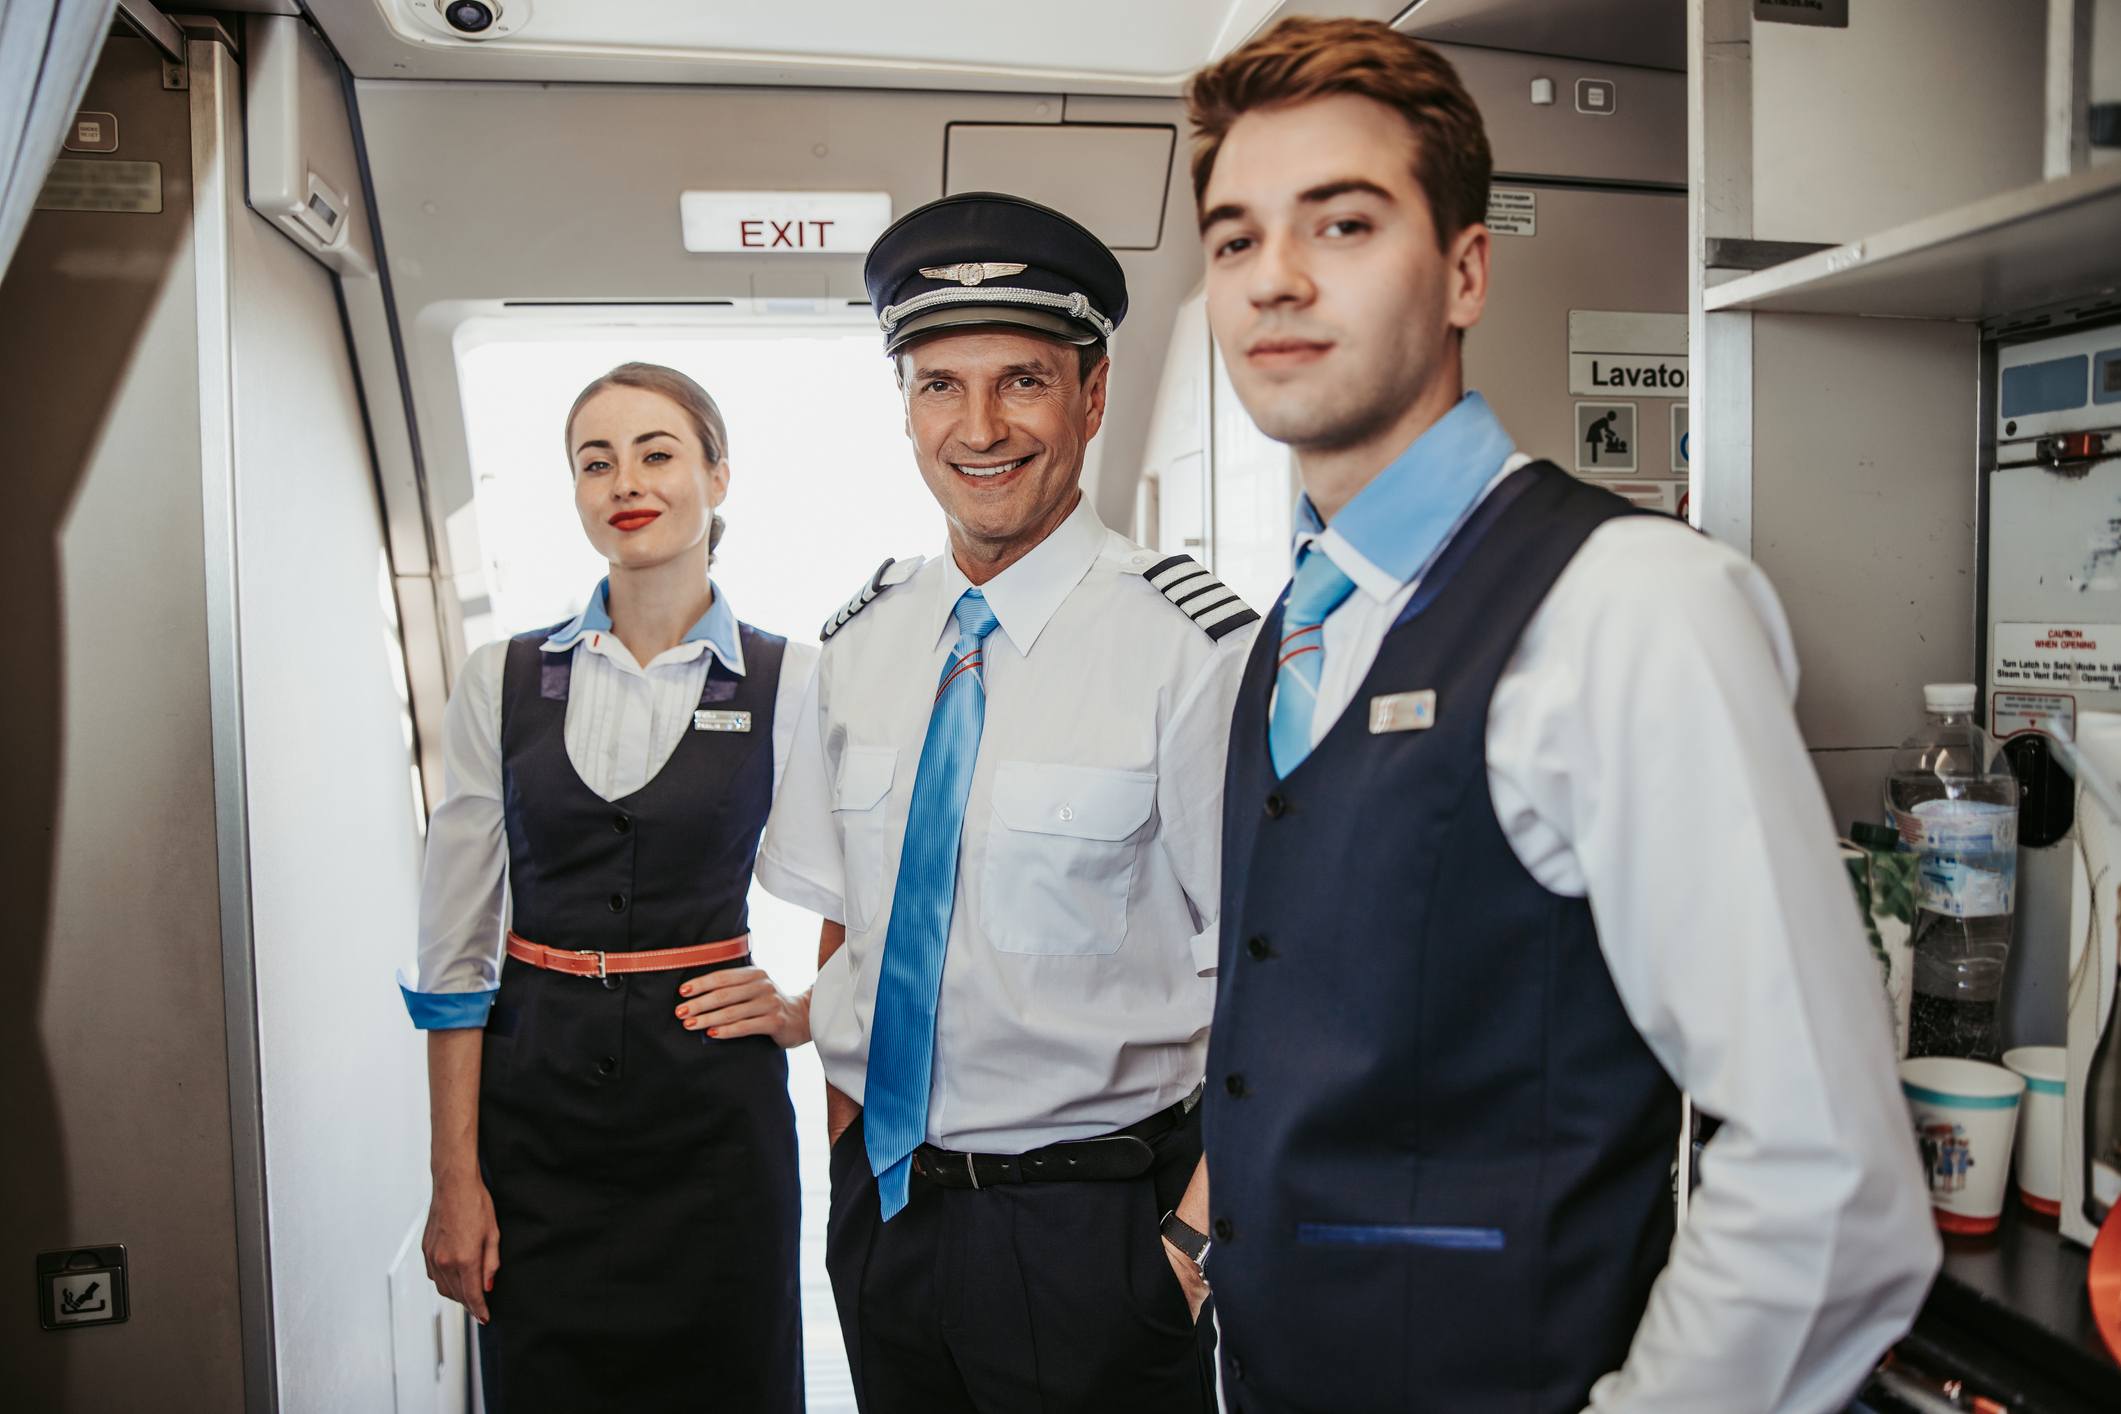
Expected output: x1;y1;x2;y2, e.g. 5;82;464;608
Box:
543;577;745;674
1295;391;1516;599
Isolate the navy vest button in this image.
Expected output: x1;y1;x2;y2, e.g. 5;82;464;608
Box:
608;892;627;913
595;1056;617;1076
1224;1073;1246;1097
612;813;632;835
1213;1216;1235;1242
602;976;622;991
1263;792;1287;818
1246;935;1271;960
1230;1355;1244;1381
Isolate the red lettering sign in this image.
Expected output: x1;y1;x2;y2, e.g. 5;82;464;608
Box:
740;220;763;248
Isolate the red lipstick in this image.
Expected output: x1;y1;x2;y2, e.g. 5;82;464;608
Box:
609;509;661;532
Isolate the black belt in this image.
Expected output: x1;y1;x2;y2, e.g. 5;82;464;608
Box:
911;1088;1199;1190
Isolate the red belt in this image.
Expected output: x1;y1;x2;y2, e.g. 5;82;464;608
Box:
505;930;749;979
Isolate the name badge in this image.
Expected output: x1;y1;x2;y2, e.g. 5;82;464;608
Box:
1368;690;1436;734
693;710;752;733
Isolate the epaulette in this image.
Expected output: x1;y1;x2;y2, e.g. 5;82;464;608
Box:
1139;555;1260;641
821;556;922;640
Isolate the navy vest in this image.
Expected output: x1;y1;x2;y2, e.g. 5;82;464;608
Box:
1205;463;1681;1414
501;623;786;950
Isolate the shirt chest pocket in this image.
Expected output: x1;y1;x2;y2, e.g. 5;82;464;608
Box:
833;746;898;933
983;762;1157;956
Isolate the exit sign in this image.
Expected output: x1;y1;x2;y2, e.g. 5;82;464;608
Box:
679;191;893;254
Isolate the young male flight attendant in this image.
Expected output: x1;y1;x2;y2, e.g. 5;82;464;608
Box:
756;193;1253;1413
1186;20;1940;1414
405;364;814;1413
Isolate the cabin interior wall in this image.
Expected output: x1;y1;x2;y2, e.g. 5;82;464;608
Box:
346;79;1203;631
218;47;439;1410
0;35;245;1410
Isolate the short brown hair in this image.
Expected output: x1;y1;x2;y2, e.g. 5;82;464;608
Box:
1184;17;1492;249
565;361;729;467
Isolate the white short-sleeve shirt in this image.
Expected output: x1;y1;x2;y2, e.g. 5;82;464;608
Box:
756;496;1256;1154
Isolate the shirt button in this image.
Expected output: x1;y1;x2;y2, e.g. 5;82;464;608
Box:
1247;935;1272;960
595;1056;617;1076
1213;1217;1235;1243
1224;1074;1246;1097
1263;792;1288;819
608;892;627;913
1058;805;1075;821
612;813;632;835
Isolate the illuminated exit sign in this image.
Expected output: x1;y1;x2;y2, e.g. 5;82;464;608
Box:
678;191;894;254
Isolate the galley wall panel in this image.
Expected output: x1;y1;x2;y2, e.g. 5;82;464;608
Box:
226;162;435;1412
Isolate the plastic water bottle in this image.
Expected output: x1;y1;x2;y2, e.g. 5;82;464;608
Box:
1886;683;2021;1061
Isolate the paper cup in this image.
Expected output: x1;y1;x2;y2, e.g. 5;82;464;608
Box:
1900;1057;2026;1233
2003;1046;2067;1215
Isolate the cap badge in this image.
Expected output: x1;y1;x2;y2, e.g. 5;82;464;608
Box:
919;262;1028;287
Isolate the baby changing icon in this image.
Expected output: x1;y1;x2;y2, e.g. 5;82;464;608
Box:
1575;401;1638;473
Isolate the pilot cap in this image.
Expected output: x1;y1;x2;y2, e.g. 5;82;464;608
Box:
864;192;1128;355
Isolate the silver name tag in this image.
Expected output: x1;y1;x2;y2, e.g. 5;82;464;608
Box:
693;710;752;733
1368;690;1436;734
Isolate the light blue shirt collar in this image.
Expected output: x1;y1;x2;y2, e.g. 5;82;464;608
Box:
1295;391;1515;598
542;577;745;674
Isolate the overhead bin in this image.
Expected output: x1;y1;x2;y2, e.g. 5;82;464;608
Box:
944;123;1176;249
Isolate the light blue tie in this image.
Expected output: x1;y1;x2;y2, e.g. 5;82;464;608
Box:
1268;546;1357;778
866;589;1000;1220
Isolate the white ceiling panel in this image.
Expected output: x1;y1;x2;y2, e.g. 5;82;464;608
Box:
307;0;1410;89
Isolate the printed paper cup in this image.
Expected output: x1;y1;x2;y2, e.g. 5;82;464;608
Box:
2003;1046;2067;1215
1900;1056;2026;1234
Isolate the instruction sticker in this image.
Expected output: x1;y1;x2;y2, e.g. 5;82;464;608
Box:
1991;623;2121;691
1671;402;1689;472
1575;402;1638;473
1992;692;2075;742
1486;188;1536;236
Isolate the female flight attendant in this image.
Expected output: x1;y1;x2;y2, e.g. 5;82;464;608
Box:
401;362;816;1412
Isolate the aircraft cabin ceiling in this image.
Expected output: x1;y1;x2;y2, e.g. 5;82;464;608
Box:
1395;0;1687;73
302;0;1416;91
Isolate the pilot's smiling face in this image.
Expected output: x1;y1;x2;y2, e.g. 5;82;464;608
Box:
899;328;1108;563
1200;91;1487;455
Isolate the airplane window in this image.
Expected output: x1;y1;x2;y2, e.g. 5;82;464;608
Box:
455;325;944;1410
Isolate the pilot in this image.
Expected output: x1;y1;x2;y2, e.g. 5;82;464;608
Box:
754;192;1256;1413
402;362;814;1413
1183;18;1940;1414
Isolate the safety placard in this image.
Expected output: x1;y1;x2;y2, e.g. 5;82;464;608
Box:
1992;692;2075;741
1991;623;2121;691
1486;188;1536;236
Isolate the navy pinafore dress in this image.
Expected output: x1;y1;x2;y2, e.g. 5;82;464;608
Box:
477;621;801;1413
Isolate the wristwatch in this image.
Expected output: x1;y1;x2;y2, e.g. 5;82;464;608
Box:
1160;1209;1211;1275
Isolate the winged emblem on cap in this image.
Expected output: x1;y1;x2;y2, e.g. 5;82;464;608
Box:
919;262;1029;287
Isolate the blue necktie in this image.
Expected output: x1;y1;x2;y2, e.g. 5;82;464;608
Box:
866;589;999;1220
1268;546;1357;777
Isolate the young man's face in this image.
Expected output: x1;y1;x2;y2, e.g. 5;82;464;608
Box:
1199;92;1488;456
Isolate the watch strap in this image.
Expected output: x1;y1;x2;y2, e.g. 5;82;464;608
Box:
1161;1209;1211;1268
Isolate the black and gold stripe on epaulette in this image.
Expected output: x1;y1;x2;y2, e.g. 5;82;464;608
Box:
1143;555;1261;641
821;558;898;641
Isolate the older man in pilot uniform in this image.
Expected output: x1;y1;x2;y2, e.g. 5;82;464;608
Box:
756;193;1251;1413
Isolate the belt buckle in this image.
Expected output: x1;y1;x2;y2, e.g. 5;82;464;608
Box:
966;1152;980;1191
574;948;607;979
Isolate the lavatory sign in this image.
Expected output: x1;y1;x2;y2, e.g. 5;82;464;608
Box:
679;191;894;254
1568;310;1688;396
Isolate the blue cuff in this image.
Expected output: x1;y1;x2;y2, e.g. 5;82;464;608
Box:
401;985;498;1030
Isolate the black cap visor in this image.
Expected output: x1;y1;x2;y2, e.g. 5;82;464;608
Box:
886;305;1100;355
